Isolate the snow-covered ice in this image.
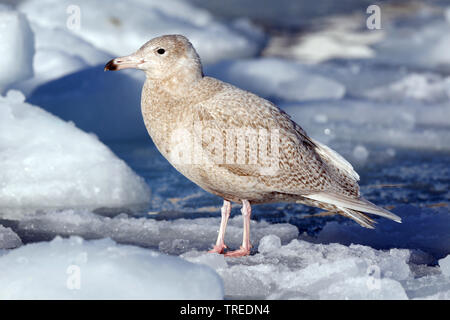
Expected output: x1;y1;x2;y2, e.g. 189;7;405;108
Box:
0;5;34;94
8;209;299;255
0;236;223;299
18;0;265;65
0;204;448;300
184;235;450;300
13;23;112;96
0;91;150;218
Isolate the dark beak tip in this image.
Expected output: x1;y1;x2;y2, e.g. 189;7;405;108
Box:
104;59;117;71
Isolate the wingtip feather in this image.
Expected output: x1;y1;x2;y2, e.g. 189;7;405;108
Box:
305;193;402;223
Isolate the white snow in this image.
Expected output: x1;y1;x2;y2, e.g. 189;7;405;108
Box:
18;0;264;65
0;5;34;94
0;236;223;299
206;58;345;102
0;90;150;219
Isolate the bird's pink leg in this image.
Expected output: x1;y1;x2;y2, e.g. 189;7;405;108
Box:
208;200;231;254
225;200;252;257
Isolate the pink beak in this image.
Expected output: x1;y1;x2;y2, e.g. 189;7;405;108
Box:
104;53;144;71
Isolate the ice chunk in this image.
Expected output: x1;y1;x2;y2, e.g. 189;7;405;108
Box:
439;255;450;277
0;236;223;299
319;276;407;300
0;91;150;219
0;5;34;94
182;250;228;270
11;210;299;255
206;58;345;102
258;234;282;254
209;238;414;299
0;225;22;249
13;23;112;96
19;0;264;65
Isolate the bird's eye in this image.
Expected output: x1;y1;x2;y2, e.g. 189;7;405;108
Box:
157;48;165;55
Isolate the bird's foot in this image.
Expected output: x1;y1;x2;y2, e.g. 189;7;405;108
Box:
208;243;228;254
224;246;251;257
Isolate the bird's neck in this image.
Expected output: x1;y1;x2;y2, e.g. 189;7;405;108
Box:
140;71;201;139
146;66;203;98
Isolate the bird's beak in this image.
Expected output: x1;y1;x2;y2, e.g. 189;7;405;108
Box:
104;53;144;71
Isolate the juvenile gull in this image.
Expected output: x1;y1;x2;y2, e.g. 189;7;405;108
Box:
105;34;401;257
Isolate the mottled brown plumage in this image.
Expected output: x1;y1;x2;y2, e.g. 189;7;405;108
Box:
105;34;401;257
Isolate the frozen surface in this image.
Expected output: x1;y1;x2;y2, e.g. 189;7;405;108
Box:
7;209;299;255
2;207;449;300
0;236;223;299
0;5;34;94
184;235;450;300
0;91;150;219
19;0;264;65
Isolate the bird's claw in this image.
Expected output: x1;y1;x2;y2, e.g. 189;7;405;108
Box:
208;244;228;254
224;246;251;257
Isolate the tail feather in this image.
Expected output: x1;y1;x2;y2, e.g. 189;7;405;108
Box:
304;192;402;223
337;206;376;229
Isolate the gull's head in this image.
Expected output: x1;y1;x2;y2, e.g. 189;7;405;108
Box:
104;34;203;81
